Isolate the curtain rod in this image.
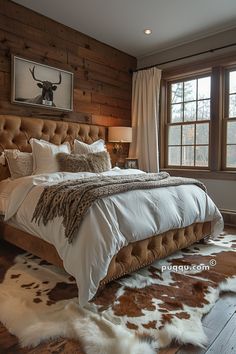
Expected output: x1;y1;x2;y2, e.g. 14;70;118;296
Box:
132;42;236;73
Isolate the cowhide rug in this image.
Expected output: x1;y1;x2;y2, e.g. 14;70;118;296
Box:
0;232;236;354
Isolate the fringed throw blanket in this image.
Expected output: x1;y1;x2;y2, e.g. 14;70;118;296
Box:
32;172;206;243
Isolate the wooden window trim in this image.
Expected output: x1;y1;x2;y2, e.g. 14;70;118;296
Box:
162;49;236;80
223;67;236;171
165;74;211;169
162;168;236;181
210;66;222;171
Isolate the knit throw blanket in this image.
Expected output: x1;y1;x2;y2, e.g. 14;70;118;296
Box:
32;172;206;243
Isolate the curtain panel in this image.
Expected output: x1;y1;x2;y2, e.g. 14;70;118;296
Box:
129;67;161;172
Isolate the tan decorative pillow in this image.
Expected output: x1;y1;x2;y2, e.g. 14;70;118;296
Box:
5;149;33;179
57;151;111;173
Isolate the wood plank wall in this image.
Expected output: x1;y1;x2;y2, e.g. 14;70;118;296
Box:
0;0;136;128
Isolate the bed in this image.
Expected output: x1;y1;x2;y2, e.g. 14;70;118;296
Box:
0;114;223;305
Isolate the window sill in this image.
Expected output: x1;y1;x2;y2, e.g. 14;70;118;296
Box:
162;168;236;181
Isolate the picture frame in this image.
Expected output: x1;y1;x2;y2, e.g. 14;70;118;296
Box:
11;55;74;112
125;158;139;169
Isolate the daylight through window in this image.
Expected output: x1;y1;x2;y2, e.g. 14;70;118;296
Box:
167;76;211;168
226;70;236;168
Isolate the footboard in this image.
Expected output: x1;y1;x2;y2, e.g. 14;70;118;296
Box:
100;221;211;285
0;221;211;287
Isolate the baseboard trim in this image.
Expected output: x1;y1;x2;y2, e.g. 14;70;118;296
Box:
220;209;236;227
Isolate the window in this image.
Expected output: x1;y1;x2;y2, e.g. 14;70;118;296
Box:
225;69;236;169
168;75;211;168
161;57;236;179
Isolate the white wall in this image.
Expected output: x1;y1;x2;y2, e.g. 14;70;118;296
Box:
137;27;236;69
200;179;236;211
137;28;236;212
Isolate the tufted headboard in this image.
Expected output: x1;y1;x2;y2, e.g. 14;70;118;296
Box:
0;115;106;181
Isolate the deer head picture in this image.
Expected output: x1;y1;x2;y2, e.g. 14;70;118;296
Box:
29;66;62;106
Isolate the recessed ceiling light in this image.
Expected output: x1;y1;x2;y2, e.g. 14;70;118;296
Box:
144;29;152;35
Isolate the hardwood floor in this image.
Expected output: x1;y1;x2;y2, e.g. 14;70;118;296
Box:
0;227;235;354
174;293;236;354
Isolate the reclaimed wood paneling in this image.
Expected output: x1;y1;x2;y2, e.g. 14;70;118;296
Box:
0;0;136;125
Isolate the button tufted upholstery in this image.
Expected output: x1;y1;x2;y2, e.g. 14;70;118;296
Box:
100;221;211;286
0;220;211;291
0;115;106;180
0;115;212;289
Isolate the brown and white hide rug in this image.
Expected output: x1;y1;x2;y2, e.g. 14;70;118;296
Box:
0;232;236;354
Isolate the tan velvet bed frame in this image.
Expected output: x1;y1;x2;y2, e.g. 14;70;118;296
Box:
0;115;211;287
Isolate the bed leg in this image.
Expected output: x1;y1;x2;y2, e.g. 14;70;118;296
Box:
198;235;211;244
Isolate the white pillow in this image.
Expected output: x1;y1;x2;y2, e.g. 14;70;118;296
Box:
0;178;12;216
5;149;33;179
0;152;5;166
74;139;106;155
30;139;71;175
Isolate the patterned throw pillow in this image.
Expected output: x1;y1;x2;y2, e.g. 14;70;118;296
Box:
4;149;33;179
57;151;111;173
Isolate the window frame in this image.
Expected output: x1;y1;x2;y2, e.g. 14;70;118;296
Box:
159;53;236;181
223;66;236;171
166;73;211;169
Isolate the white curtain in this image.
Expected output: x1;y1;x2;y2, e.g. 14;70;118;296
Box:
129;67;162;172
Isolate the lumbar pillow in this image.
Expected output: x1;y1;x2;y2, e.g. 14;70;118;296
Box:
30;139;71;175
73;139;106;155
4;149;33;179
57;150;111;173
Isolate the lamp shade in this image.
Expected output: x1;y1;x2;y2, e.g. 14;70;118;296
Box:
108;127;132;143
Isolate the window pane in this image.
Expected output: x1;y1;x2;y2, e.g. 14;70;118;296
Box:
171;82;183;103
196;123;209;144
195;146;208;167
168;146;181;165
226;145;236;168
168;76;211;169
197;99;210;120
184;102;196;121
182;124;195;145
198;77;211;99
171;103;183;122
182;146;194;166
229;71;236;94
229;94;236;118
169;125;181;145
184;80;196;101
227;121;236;144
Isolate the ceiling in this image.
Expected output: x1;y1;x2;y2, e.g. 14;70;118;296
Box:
14;0;236;58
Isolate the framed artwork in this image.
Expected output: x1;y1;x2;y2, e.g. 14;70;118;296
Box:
11;55;73;112
125;158;139;169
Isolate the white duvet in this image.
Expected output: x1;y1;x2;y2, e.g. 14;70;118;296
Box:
1;168;223;305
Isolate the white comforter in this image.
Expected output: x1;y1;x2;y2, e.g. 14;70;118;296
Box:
2;168;223;305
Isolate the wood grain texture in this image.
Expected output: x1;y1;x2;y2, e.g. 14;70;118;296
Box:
0;0;136;126
205;313;236;353
177;293;236;354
